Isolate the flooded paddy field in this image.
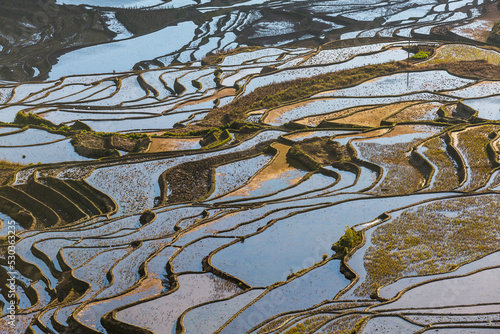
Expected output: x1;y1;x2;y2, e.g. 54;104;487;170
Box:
1;0;500;333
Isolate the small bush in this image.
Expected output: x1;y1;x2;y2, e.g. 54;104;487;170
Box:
411;51;430;59
332;227;362;255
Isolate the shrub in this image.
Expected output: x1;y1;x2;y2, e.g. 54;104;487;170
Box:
332;227;362;255
411;51;430;59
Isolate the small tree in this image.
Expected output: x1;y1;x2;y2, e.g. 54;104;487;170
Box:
332;227;362;255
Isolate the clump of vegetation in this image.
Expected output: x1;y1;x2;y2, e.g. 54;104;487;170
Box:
411;51;430;59
161;127;219;137
70;120;93;132
332;227;362;256
226;120;262;133
403;44;434;57
350;317;368;334
161;120;261;149
257;315;297;333
283;322;307;334
13;111;72;134
71;133;120;159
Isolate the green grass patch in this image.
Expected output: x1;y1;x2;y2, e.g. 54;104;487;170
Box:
411;51;430;59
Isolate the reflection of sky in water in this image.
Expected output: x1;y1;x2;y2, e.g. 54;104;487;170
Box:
83;112;191;133
357;128;438;146
209;155;272;199
375;267;500;310
380;248;500;300
222;260;350;333
212;192;448;287
49;21;197;79
463;95;500;120
361;316;422;333
2;139;91;164
0;212;25;236
183;289;264;334
240;172;337;203
0;129;65;146
0;127;19;135
223;169;307;200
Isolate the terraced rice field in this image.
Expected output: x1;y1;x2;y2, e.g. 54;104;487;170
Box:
1;0;500;333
